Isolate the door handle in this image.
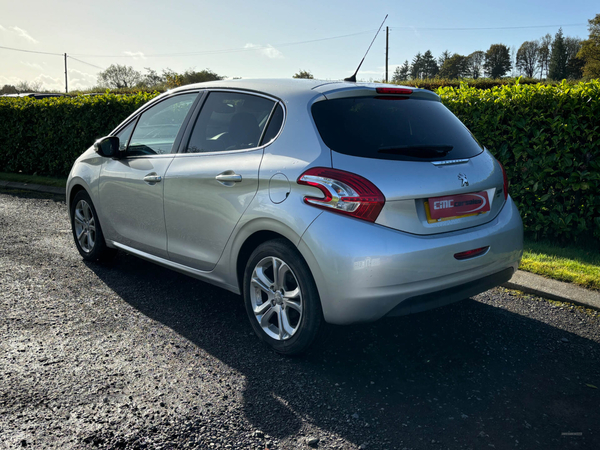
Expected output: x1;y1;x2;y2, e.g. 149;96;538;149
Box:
216;172;242;185
143;173;162;183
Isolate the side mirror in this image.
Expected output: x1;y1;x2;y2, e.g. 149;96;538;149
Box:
94;136;120;158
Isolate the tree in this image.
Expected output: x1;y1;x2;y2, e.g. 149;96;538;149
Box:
162;68;224;88
565;37;584;79
577;13;600;79
293;70;314;79
411;52;423;79
466;51;484;79
548;28;568;80
421;50;439;78
15;80;43;92
483;44;511;78
97;64;142;89
1;84;18;94
516;40;540;77
181;69;223;84
438;50;452;67
538;34;552;79
438;54;468;79
139;68;165;88
392;61;410;81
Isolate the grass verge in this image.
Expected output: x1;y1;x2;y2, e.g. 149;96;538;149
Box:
521;238;600;291
0;172;67;188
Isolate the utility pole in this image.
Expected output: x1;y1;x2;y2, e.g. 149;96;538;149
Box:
64;53;68;93
385;27;389;83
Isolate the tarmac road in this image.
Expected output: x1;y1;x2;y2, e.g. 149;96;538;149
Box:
1;188;599;450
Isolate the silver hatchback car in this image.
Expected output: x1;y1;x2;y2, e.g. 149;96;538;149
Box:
67;79;523;354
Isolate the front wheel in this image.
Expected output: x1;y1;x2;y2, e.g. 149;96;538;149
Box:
243;239;326;355
70;190;116;262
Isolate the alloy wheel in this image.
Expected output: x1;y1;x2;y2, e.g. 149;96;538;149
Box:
249;256;303;340
73;199;96;253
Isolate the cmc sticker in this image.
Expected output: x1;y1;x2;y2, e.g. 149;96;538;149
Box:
429;191;490;220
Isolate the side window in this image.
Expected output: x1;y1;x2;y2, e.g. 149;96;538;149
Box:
127;93;198;156
115;120;135;151
260;103;284;146
186;92;274;153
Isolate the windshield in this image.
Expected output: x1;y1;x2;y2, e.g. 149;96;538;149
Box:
311;97;484;161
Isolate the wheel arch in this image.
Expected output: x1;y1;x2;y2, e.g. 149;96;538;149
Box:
235;230;295;294
67;183;87;209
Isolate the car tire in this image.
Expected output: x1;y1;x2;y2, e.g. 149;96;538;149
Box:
243;239;326;355
70;190;117;263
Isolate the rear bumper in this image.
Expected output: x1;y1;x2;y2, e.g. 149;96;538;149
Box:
298;197;523;325
384;267;514;317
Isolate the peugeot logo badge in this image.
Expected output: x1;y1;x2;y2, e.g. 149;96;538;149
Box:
458;173;469;187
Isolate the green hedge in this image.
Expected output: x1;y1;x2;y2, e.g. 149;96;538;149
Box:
0;92;158;177
1;82;599;244
393;77;551;91
438;80;600;244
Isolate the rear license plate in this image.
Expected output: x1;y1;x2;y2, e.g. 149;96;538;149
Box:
427;191;490;222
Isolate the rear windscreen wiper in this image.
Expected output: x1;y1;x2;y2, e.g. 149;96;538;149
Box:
378;145;454;157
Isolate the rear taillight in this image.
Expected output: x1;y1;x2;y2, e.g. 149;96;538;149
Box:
297;168;385;223
498;161;509;200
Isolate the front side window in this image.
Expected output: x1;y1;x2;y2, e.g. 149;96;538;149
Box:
186;92;275;153
127;93;198;156
115;120;135;151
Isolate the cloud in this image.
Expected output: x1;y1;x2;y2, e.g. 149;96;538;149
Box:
244;43;283;59
68;68;97;88
124;51;146;60
10;26;38;44
20;61;44;70
68;68;96;81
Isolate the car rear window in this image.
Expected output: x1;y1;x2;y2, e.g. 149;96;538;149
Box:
311;97;484;161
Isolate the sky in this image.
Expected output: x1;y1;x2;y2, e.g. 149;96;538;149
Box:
0;0;598;91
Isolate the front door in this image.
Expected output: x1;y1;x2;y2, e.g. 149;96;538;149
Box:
98;92;199;258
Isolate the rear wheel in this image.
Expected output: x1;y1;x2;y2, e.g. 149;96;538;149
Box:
70;190;116;262
243;239;325;355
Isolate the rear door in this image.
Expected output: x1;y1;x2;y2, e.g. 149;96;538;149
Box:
164;90;283;271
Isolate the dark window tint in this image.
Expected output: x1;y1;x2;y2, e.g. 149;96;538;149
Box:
186;92;274;153
127;93;198;156
311;97;483;161
260;104;284;145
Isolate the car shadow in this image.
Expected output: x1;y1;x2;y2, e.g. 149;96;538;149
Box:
87;252;599;449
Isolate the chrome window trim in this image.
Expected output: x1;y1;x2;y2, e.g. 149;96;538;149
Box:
118;91;203;159
178;88;287;155
430;159;470;166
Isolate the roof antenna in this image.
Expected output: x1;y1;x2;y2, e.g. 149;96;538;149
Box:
344;14;388;82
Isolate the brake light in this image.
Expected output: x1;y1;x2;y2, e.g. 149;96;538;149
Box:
454;246;489;260
376;87;413;95
498;161;509;200
297;168;385;223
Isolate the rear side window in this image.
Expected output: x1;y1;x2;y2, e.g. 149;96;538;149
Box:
311;97;483;161
260;103;284;146
186;92;275;153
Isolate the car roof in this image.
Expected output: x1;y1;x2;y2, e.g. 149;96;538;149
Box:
170;78;438;101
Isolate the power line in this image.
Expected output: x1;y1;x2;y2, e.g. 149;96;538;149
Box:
0;45;63;56
390;23;586;31
67;55;104;70
69;30;378;58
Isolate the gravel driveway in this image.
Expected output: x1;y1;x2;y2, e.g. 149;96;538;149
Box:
1;188;599;450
